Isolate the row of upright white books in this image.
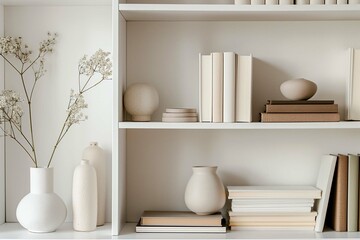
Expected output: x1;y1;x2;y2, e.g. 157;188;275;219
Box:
234;0;358;4
199;52;252;123
227;186;322;231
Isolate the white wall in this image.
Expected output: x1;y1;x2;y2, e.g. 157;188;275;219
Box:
4;6;112;222
0;4;5;225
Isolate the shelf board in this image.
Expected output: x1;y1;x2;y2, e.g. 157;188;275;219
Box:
118;223;360;239
119;4;360;21
0;0;111;6
0;223;111;239
119;121;360;130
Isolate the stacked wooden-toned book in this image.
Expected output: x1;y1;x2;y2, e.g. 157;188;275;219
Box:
162;108;198;122
261;100;340;122
136;211;226;233
227;186;321;230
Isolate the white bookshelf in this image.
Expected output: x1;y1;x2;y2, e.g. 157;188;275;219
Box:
119;121;360;130
119;4;360;21
114;1;360;239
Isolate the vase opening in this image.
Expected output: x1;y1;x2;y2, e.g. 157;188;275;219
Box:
192;166;218;173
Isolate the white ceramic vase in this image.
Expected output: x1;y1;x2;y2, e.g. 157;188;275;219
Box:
184;166;226;215
72;160;97;231
16;167;67;233
82;142;106;226
280;78;317;100
124;83;159;121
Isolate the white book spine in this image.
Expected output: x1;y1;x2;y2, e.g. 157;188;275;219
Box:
236;55;253;123
337;0;347;4
349;0;360;3
347;154;359;232
200;54;213;122
324;0;336;4
279;0;294;4
266;0;279;4
223;52;236;123
296;0;310;4
310;0;325;3
212;52;223;123
235;0;251;3
348;49;360;120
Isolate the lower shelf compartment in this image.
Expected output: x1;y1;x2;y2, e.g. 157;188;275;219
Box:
118;223;360;240
0;222;111;239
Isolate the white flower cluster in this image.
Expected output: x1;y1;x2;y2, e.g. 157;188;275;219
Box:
78;49;112;79
65;90;88;127
0;36;32;63
39;32;57;55
0;90;23;126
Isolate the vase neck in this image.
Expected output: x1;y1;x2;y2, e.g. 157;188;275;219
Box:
30;168;54;193
192;166;217;174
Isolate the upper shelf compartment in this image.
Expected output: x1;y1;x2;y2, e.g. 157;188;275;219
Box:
0;0;111;6
119;4;360;21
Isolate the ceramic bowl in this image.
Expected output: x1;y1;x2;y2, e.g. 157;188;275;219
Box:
280;78;317;100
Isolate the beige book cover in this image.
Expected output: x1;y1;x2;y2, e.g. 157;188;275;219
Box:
235;55;252;122
265;104;338;113
261;113;340;122
140;211;223;226
326;154;348;232
199;54;212;122
211;52;223;123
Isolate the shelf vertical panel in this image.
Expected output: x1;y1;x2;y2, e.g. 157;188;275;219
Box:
112;0;127;235
0;4;5;225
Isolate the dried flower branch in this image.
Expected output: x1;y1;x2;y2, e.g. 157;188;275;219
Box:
0;33;112;168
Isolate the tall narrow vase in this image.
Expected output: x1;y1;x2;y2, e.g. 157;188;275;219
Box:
82;142;106;226
16;167;67;233
184;166;226;215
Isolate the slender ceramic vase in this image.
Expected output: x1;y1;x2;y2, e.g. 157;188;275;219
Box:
184;166;226;215
82;142;106;226
16;167;67;233
72;160;97;231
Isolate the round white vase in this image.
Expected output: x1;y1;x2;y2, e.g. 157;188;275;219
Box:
184;166;226;215
82;142;106;226
280;78;317;101
72;160;97;232
124;83;159;122
16;167;67;233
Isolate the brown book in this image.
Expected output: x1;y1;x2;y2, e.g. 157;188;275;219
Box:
326;154;348;232
267;100;334;105
260;113;340;122
140;211;223;226
265;104;338;113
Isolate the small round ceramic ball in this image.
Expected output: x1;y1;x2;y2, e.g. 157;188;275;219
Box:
280;78;317;101
124;83;159;122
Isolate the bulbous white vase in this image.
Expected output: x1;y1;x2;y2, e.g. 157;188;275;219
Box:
184;166;226;215
72;160;97;232
82;142;106;226
124;83;159;122
16;167;67;233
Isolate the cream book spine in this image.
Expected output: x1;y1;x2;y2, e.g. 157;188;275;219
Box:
347;48;360;120
199;54;212;122
223;52;236;123
347;154;359;231
236;55;253;122
212;52;223;123
314;154;337;232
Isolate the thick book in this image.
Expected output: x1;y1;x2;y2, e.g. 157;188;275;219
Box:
230;221;316;227
235;55;253;123
227;186;321;199
229;211;317;222
265;104;338;113
231;206;312;213
314;155;337;232
231;226;314;231
260;113;340;122
231;198;315;205
212;52;223;123
139;211;223;226
223;52;236;123
267;100;334;105
347;154;359;231
199;54;212;122
347;48;360;120
326;154;348;232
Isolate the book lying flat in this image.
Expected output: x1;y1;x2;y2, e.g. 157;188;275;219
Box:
261;113;340;122
267;100;334;105
231;198;315;205
229;212;317;223
227;186;321;199
230;221;316;227
136;222;227;233
265;104;338;113
231;226;315;231
140;211;223;226
229;211;317;217
231;206;312;213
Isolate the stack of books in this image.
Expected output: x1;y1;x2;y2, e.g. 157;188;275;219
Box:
227;186;322;230
199;52;252;123
261;100;340;122
162;108;198;122
136;211;226;233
